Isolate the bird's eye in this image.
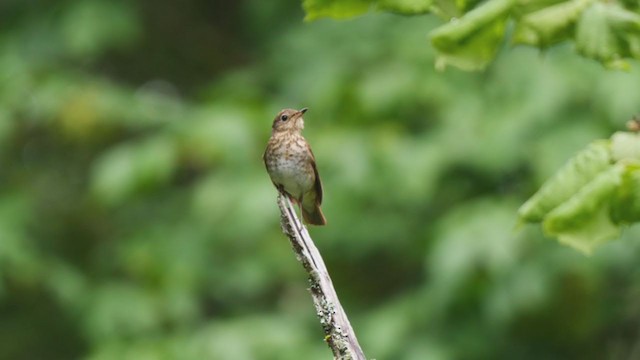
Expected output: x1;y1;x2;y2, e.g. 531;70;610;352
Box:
280;114;289;121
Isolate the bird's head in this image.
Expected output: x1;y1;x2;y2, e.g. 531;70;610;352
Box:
271;108;307;133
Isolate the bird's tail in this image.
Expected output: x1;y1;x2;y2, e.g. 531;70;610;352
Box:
302;204;327;226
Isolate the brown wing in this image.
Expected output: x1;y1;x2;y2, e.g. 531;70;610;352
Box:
262;148;268;170
263;145;279;189
308;146;323;205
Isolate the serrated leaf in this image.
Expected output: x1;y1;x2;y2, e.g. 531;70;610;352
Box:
303;0;372;20
543;165;624;255
430;0;516;70
513;0;592;47
549;206;620;254
519;141;612;222
605;4;640;32
431;0;515;49
576;3;618;62
603;5;640;62
611;164;640;224
433;18;509;70
544;165;622;232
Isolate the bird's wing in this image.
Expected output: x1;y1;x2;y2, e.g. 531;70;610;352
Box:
308;147;323;205
262;148;268;170
263;145;280;189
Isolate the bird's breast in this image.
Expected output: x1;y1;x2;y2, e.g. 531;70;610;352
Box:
265;134;314;198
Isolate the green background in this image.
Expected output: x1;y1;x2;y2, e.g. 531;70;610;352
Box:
1;0;640;359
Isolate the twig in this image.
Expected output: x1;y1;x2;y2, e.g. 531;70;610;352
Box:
277;193;366;360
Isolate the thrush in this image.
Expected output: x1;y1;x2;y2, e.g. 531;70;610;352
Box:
263;108;327;225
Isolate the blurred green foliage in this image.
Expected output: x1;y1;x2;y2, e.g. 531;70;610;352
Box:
304;0;640;70
1;0;640;359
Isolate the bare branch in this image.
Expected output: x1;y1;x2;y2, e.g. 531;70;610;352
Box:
277;193;366;360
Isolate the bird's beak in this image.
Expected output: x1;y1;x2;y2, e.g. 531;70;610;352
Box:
297;107;308;116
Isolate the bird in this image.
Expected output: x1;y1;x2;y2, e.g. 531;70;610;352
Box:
263;108;327;225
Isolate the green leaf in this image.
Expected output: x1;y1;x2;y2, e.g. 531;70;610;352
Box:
303;0;435;18
513;0;592;47
576;3;618;62
548;205;619;254
611;132;640;162
574;3;640;67
376;0;433;14
605;4;640;32
303;0;372;20
604;5;640;63
519;141;612;222
611;164;640;224
430;0;516;70
542;165;624;255
430;0;515;50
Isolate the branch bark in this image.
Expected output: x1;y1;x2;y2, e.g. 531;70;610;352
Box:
277;193;366;360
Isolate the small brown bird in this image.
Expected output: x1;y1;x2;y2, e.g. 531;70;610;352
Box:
263;108;327;225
